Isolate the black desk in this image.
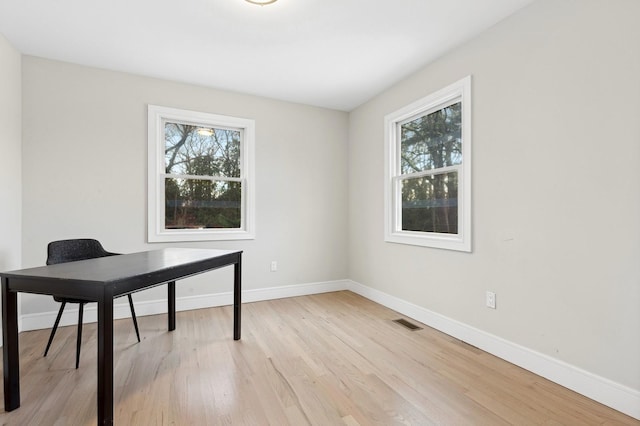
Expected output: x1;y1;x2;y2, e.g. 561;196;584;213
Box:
1;248;242;425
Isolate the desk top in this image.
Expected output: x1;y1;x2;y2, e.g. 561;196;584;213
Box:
1;248;242;299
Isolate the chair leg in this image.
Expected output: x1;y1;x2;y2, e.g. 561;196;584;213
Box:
44;301;66;357
76;303;85;369
128;294;141;343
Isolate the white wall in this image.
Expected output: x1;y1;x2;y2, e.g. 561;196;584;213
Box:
0;33;22;346
348;0;640;393
0;34;22;272
21;57;349;315
0;36;22;268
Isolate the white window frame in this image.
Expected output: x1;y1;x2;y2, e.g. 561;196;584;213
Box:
384;76;472;252
147;105;255;242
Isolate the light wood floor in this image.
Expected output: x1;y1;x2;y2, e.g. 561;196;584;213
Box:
1;291;637;425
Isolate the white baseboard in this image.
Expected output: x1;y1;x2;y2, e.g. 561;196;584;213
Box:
15;278;639;420
19;279;350;332
346;279;640;421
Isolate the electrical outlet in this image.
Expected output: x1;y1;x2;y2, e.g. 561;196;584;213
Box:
270;261;278;272
486;291;496;309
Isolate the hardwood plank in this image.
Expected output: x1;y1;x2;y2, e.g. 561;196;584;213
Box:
0;291;637;425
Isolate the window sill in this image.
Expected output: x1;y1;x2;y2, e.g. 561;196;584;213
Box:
148;229;255;243
385;231;471;252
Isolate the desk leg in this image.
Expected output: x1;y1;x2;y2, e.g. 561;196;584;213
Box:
2;277;20;411
233;255;242;340
97;292;114;425
168;281;176;331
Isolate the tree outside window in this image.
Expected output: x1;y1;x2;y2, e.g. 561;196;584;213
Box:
164;123;242;230
400;102;461;234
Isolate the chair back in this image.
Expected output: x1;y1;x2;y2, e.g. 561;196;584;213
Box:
46;239;116;265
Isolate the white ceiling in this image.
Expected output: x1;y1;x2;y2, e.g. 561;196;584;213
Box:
0;0;533;111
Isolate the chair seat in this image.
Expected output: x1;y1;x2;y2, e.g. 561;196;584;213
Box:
53;295;88;304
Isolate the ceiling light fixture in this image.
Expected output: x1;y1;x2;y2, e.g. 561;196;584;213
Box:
245;0;277;5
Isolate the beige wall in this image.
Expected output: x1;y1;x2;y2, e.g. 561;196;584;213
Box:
0;33;22;272
348;0;640;391
0;33;21;347
21;57;349;314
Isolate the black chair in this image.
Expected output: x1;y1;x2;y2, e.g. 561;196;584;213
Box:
43;239;141;368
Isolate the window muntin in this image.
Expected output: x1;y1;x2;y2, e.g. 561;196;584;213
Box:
385;76;471;251
148;105;255;242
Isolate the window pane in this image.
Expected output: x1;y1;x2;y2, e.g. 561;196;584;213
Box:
164;122;241;178
400;102;461;174
401;172;458;234
165;178;241;229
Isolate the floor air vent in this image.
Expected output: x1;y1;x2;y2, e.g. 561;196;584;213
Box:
393;318;422;331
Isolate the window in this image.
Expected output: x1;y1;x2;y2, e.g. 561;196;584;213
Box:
384;76;471;252
148;105;255;242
